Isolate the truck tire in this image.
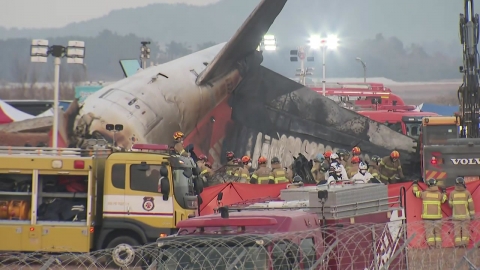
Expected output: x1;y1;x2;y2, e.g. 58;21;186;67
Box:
106;236;140;267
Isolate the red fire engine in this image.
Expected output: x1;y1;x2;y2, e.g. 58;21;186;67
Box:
153;183;406;269
308;82;408;111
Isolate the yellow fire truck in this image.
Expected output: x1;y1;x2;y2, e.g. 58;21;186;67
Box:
0;141;200;258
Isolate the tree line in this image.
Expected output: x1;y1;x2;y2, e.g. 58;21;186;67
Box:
0;31;463;100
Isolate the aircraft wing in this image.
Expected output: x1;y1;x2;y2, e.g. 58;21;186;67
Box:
229;66;419;177
196;0;287;85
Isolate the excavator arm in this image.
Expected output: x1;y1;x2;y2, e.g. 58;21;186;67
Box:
459;0;480;138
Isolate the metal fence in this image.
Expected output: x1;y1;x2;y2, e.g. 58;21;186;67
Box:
1;217;480;269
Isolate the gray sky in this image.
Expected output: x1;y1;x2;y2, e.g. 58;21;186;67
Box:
1;0;219;29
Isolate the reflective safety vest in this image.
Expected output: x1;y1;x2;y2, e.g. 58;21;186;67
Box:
449;187;475;220
225;161;237;176
234;167;251;183
272;168;288;184
251;166;274;184
413;184;447;219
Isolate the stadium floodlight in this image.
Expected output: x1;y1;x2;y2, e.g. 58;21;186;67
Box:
29;39;86;148
308;35;322;49
326;35;339;50
66;40;86;64
30;39;49;63
261;35;277;51
140;41;152;68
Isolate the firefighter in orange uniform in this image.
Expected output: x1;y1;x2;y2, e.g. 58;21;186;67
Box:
251;156;274;184
449;177;475;247
234;156;252;183
173;131;189;157
413;178;447;247
347;156;360;179
271;157;289;184
378;150;404;184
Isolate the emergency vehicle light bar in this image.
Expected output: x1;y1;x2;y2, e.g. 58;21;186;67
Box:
176;217;278;229
131;144;169;151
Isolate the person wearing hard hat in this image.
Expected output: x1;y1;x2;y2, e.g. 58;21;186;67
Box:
449;177;475;247
197;154;213;186
330;153;348;180
369;155;382;183
413;178;447;247
173;131;190;157
251;156;274;184
234;156;252;183
311;153;326;183
378;150;404;184
271;157;288;184
346;156;361;179
351;162;379;184
225;151;237;176
336;149;349;167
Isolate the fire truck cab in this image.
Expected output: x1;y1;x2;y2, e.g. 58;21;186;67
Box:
153;184;406;270
0;141;200;265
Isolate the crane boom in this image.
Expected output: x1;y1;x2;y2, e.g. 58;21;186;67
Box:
459;0;480;138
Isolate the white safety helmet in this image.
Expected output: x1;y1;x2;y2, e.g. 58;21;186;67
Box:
359;162;368;174
330;153;339;160
334;165;342;175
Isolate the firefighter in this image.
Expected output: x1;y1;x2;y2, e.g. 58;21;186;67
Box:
330;153;348;180
173;131;190;157
449;177;475;247
251;156;274;184
413;178;447;247
369;155;381;183
347;156;360;179
234;156;252;183
322;164;345;185
336;149;349;167
225;151;236;176
197;155;213;185
352;146;361;160
271;157;288;184
378;151;404;184
351;162;376;183
311;154;326;183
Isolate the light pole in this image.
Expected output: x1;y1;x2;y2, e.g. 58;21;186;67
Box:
309;35;339;96
140;41;151;69
30;39;85;149
356;57;367;82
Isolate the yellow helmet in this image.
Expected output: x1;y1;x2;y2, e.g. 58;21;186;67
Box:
173;131;184;140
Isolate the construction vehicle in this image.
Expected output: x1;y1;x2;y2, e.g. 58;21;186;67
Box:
152;183;406;269
416;0;480;187
0;141;201;266
359;110;439;139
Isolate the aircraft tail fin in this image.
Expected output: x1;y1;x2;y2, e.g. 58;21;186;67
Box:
196;0;287;85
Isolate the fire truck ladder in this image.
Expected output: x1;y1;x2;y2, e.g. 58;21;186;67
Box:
459;0;480;138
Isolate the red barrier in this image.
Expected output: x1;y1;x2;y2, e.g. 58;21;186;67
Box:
199;181;480;248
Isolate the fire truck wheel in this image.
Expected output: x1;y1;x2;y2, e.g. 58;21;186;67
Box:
106;236;140;267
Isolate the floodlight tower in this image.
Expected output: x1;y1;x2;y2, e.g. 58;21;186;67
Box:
140;41;151;69
309;35;339;96
30;39;85;148
258;35;277;51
